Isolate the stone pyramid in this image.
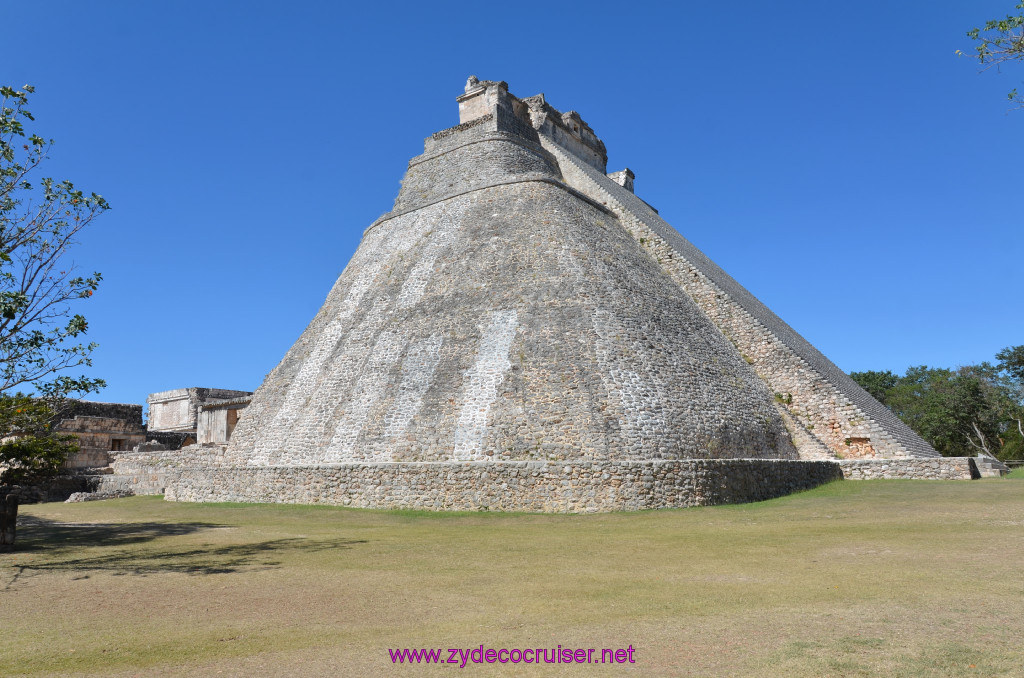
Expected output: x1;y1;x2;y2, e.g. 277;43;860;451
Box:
173;78;939;511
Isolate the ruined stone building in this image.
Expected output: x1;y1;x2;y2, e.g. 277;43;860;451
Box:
99;78;975;512
147;387;252;440
195;395;253;444
53;401;148;469
50;387;251;471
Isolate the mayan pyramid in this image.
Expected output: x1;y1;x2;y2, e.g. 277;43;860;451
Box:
172;77;939;511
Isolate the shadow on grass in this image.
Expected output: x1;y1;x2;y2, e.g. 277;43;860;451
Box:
14;514;225;551
3;515;367;589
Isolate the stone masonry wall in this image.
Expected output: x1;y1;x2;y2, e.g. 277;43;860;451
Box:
228;169;799;465
54;410;146;469
164;460;842;512
392;132;558;214
539;139;939;461
147;388;251;432
56;401;143;427
97;452;982;510
98;444;234;495
838;458;978;480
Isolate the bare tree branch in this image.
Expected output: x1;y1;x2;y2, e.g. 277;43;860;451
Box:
966;420;997;458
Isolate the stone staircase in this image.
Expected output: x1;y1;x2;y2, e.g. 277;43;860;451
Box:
974;455;1011;478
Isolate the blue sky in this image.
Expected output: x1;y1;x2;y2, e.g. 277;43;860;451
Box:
3;0;1022;409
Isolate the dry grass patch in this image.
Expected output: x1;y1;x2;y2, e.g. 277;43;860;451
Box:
2;477;1023;676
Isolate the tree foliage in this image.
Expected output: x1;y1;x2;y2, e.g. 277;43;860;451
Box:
0;394;77;486
848;369;899;404
960;1;1024;108
852;346;1024;460
1;85;107;396
0;84;107;487
995;345;1024;458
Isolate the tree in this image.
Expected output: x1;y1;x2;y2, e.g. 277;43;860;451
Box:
995;345;1024;388
0;394;77;486
995;345;1024;458
881;366;995;458
848;369;899;404
0;84;107;495
959;2;1024;109
851;349;1024;461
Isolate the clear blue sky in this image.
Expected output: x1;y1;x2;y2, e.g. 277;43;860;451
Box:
3;0;1022;409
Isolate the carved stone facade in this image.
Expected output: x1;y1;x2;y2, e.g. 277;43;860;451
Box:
147;388;252;434
197;396;252;444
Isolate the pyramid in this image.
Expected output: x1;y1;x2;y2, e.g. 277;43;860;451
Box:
168;78;939;511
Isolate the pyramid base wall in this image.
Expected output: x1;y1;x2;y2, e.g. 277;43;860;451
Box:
160;460;842;513
837;458;979;480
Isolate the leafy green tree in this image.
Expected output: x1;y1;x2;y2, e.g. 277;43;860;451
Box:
995;345;1024;386
0;394;77;487
0;84;107;491
849;370;899;404
882;366;990;457
960;2;1024;108
995;345;1024;459
852;348;1024;461
956;363;1019;458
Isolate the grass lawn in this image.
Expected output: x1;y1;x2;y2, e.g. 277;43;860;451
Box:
2;477;1023;677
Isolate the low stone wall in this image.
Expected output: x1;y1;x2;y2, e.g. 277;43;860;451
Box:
838;457;979;480
10;474;101;503
144;430;195;450
56;400;143;427
25;456;983;509
110;444;231;470
164;460;842;513
97;444;232;496
95;472;166;496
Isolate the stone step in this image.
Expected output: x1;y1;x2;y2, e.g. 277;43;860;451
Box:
975;456;1010;477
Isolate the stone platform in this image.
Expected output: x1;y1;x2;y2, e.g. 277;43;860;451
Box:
163;459;842;512
86;453;986;513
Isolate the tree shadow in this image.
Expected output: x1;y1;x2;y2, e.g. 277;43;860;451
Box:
3;515;368;590
14;514;225;551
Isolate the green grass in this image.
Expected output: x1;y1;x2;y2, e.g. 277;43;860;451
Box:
2;476;1023;677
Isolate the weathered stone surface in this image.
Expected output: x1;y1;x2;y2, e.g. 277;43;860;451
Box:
228;91;798;470
65;488;134;503
541;141;938;460
197;396;252;444
133;78;942;512
52;400;147;469
165;460;842;512
838;458;979;480
147;387;252;433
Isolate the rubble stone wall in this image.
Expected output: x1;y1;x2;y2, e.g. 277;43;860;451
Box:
838;458;978;480
55;413;146;469
57;401;143;427
164;459;842;512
